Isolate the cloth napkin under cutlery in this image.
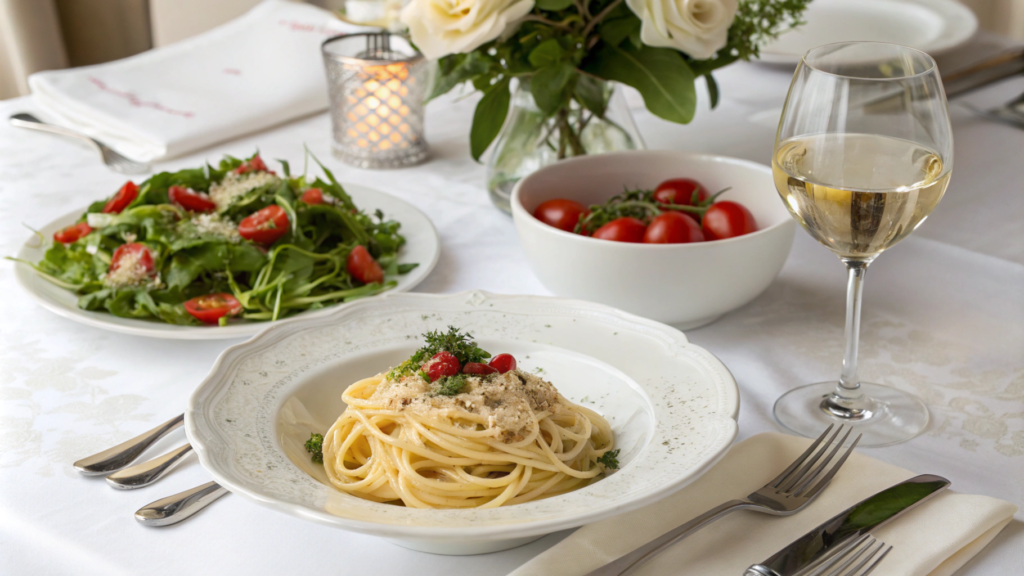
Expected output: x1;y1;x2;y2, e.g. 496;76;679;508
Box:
28;0;357;161
512;432;1017;576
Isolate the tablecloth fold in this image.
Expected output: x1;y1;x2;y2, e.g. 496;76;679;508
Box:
512;432;1017;576
28;0;353;161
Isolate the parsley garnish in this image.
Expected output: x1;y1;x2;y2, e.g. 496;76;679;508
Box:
305;433;324;464
596;449;620;470
388;326;491;379
434;373;468;396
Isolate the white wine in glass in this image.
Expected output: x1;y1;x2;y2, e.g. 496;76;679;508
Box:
772;43;953;446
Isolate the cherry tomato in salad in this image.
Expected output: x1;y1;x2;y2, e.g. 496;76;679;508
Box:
463;362;498;375
235;154;270;175
300;188;324;205
653;178;708;208
346;245;384;284
425;351;460;381
102;181;139;214
168;185;216;212
592;217;646;243
488;353;516;374
533;199;588;233
238;205;289;245
702;201;757;240
643;211;705;244
183;293;243;324
53;222;93;244
109;243;154;275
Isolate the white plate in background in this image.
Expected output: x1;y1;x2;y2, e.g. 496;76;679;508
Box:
760;0;978;64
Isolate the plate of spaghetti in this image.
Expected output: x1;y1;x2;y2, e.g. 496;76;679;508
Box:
187;291;738;554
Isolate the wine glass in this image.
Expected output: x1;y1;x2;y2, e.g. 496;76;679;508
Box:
772;42;953;447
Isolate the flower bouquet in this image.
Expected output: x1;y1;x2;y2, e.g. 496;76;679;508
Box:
400;0;810;207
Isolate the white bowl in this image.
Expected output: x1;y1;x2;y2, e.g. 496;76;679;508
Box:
511;151;796;329
187;291;738;555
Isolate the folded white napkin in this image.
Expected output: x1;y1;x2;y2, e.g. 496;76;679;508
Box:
513;432;1017;576
28;0;354;161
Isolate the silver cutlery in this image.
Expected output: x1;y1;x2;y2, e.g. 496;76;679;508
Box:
106;443;194;490
8;112;151;175
591;425;860;576
745;474;948;576
74;413;184;475
759;534;891;576
135;481;229;527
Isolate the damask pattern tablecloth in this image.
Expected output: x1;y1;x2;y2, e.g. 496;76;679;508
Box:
1;41;1021;575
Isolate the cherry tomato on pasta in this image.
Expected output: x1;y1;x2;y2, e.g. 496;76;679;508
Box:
425;351;460;381
168;185;216;212
53;222;92;244
592;217;646;243
702;201;757;240
238;205;289;245
488;353;516;374
103;181;139;214
643;212;705;244
533;199;588;233
346;245;384;284
183;293;242;324
463;362;498;375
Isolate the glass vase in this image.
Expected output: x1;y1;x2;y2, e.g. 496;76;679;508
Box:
485;79;644;213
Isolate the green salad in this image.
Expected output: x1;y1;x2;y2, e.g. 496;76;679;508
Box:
17;151;417;326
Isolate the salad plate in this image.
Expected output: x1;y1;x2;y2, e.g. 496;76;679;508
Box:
186;291;739;554
13;184;439;340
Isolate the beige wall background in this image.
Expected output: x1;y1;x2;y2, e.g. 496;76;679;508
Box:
0;0;1022;100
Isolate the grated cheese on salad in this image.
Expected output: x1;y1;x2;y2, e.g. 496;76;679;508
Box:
103;251;152;288
192;213;241;241
209;171;280;210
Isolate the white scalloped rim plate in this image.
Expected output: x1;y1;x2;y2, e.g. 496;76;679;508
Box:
12;184;439;340
186;291;739;555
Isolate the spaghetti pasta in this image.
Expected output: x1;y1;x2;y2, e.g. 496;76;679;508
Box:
321;369;617;509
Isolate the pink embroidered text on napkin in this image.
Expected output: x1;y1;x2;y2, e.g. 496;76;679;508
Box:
27;0;355;161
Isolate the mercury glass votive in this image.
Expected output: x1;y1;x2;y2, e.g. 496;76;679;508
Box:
321;33;428;169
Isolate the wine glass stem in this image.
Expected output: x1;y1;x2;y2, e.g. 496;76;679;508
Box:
823;259;873;420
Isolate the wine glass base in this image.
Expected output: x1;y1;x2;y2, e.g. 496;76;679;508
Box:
773;381;929;447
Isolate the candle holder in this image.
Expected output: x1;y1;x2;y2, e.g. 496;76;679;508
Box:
321;33;428;169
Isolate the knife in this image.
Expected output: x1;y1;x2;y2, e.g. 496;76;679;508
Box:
744;474;950;576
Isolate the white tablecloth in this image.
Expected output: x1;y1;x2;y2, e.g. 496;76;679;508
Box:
1;34;1022;575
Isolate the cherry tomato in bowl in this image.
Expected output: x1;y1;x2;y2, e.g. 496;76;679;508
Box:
643;212;705;244
103;181;139;214
653;178;708;207
533;199;588;233
53;222;93;244
184;293;243;324
169;185;216;212
238;205;289;245
346;245;384;284
702;201;757;240
592;217;646;243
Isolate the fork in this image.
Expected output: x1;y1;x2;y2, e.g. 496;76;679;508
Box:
793;534;892;576
597;424;861;576
8;113;151;174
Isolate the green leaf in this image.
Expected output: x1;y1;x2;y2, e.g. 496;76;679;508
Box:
535;0;573;10
705;73;720;109
598;12;641;47
428;52;492;102
531;63;575;115
583;42;697;124
574;74;609;118
528;39;565;69
469;79;511;162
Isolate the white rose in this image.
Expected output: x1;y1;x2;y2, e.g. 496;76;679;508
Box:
625;0;738;60
400;0;535;60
